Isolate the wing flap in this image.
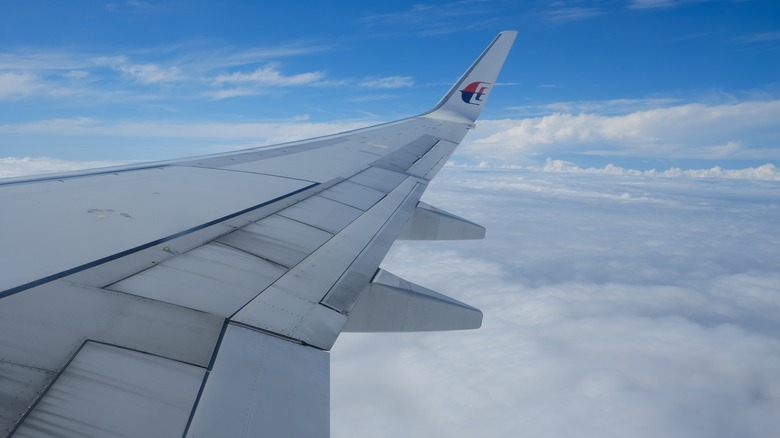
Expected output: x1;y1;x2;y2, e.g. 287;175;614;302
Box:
233;175;422;349
185;324;329;438
0;363;54;434
343;269;483;332
277;194;363;234
217;214;333;268
106;242;287;317
12;342;204;438
397;201;486;240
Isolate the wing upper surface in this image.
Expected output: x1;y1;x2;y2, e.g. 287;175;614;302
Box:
0;31;517;437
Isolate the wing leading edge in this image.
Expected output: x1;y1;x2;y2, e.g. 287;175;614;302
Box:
0;31;517;437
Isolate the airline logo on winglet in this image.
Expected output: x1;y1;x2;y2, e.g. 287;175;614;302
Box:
460;81;490;105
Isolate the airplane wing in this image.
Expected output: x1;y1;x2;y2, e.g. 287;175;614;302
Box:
0;31;516;437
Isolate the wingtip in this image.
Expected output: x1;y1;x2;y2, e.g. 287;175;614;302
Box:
425;31;517;124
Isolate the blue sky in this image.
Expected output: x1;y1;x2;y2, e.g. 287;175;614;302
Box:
1;0;779;169
2;3;780;437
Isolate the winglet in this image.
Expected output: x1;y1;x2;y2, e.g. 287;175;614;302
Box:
426;30;517;124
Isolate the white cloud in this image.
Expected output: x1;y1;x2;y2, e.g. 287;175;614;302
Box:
358;76;414;89
332;167;780;437
93;55;183;84
462;100;780;162
628;0;704;9
117;62;183;84
0;156;127;178
0;72;39;98
446;159;780;181
213;63;325;86
0;43;339;103
738;31;780;43
544;7;603;23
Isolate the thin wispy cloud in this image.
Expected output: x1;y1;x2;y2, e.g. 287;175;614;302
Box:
358;1;499;36
738;31;780;43
0;72;39;98
213;63;326;86
200;44;334;70
0;42;338;103
543;6;604;23
628;0;707;9
358;76;415;89
0;42;425;105
116;62;183;85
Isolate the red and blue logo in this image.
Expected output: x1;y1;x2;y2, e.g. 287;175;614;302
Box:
460;81;490;105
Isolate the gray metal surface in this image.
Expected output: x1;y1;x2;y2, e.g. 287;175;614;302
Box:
177;137;346;170
217;214;332;268
348;166;408;193
318;180;386;211
343;269;483;332
223;142;374;183
406;139;459;180
321;180;426;313
370;135;439;172
186;324;329;438
397;201;486;240
0;166;310;293
0;281;222;372
107;242;287;316
233;178;421;348
277;195;363;234
0;363;54;434
13;342;204;438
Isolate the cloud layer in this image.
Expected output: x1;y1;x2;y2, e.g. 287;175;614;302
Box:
3;98;779;166
331;167;780;438
461;100;780;164
449;159;780;181
3;156;779;437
